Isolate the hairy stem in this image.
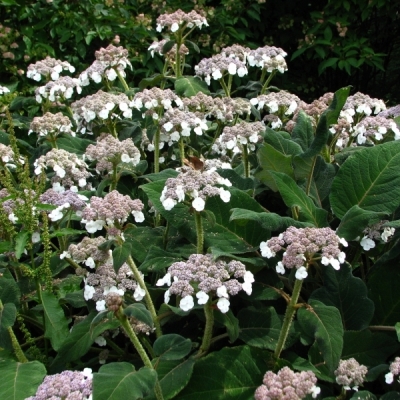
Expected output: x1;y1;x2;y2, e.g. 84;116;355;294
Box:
196;300;214;357
194;210;204;254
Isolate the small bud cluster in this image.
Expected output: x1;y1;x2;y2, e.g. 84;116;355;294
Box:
85;133;140;174
334;358;368;391
81;190;144;233
35;76;83;103
385;357;400;384
353;116;400;144
156;9;208;33
29;112;74;138
254;366;320;400
26;368;92;400
329;117;353;150
195;54;248;85
160;167;232;212
260;227;348;280
360;220;395;251
83;259;144;311
39;189;88;222
63;236;110;268
212;121;264;156
160;109;208;146
300;92;334;123
26;56;75;81
132;87;183;115
34;148;92;191
182;93;250;122
156;253;254;313
341;92;386;124
129;317;155;336
247;45;288;73
71;90;134;132
148;39;189;59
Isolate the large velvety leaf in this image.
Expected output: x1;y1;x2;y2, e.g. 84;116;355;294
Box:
0;360;47;400
264;129;303;156
41;290;70;351
112;241;132;272
270;171;328;227
57;136;93;154
139;246;183;273
174;76;210;97
330;141;400;219
124;303;154;328
342;331;400;366
368;263;400;325
0;274;20;306
336;205;387;241
213;309;239;343
292;110;314;151
311;266;374;330
297;299;343;372
349;391;377;399
255;143;295;191
0;302;16;350
93;363;157;400
153;334;192;361
176;346;272;400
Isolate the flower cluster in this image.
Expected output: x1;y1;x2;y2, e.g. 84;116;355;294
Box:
247;45;288;73
148;39;189;59
29;112;74;138
360;220;395;251
40;189;88;222
353;116;400;144
156;253;254;312
212;121;264;156
0;143;24;167
254;366;320;400
341;92;386;123
63;236;110;268
385;357;400;384
160;167;231;212
71;90;134;132
156;9;208;33
334;358;368;391
132;87;183;115
83;259;144;311
26;56;75;81
195;54;248;85
159;109;208;145
221;44;251;62
260;227;348;280
34;148;92;191
79;44;131;85
35;76;82;103
26;369;92;400
84;133;141;174
81;190;144;234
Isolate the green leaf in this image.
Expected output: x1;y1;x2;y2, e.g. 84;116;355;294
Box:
175;76;210;98
153;334;192;361
57;136;93;155
330;141;400;219
113;241;132;272
124;303;154;328
336;205;387;241
0;360;47;400
139;74;166;90
238;306;297;351
342;331;399;366
124;227;164;263
269;171;328;227
297;299;343;372
41;290;70;351
139;246;182;273
0;276;21;306
213;309;239;343
350;391;376;399
264;129;303;156
311;266;374;330
292;110;314;151
380;392;400;400
15;231;29;260
255;143;295;191
368;263;400;325
0;303;16;351
93;363;157;400
176;346;271;400
49;228;86;238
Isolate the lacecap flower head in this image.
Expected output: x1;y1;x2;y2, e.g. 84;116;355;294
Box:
156;253;254;313
334;358;368;391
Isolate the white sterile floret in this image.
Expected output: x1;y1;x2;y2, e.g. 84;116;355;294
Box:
385;372;394;384
103;286;124;296
339;237;349;247
216;285;229;298
360;236;375;251
85;257;95;269
84;285;96;300
212;69;223;80
32;232;41;243
276;261;285;274
295;266;308;280
196;291;209;305
156;272;172;287
53;164;66;178
311;386;321;398
164;289;171;304
134;286;146;301
132;210;145;223
162;198;177;211
242;271;254;295
217;297;230;313
96;300;106;311
381;227;395;242
192;197;206;212
260;241;275;258
321;256;340;270
8;213;18;224
180;295;194;311
95;336;107;346
219;188;231;203
84;219;105;233
228;63;237;75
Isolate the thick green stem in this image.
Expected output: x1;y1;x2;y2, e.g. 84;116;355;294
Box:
219;77;230;97
116;70;130;92
126;255;162;338
110;163;118;191
179;137;185;166
154;126;161;174
274;278;303;359
197;300;214;357
117;310;164;400
305;156;317;196
242;144;250;178
194;211;204;254
174;31;183;78
260;70;277;95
